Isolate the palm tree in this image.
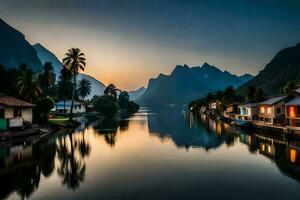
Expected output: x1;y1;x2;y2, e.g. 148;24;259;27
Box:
16;68;43;103
62;48;86;121
39;62;56;95
104;84;119;98
77;78;91;100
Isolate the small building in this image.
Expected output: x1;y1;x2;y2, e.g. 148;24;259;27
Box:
0;95;34;130
55;100;86;114
209;101;220;110
258;96;287;126
236;103;258;121
224;103;239;119
285;96;300;130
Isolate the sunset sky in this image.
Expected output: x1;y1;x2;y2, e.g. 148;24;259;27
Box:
0;0;299;90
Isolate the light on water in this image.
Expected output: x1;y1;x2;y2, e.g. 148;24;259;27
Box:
1;107;300;200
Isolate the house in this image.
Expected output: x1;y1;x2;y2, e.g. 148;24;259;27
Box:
258;96;287;126
224;103;239;119
236;103;258;121
209;101;220;110
285;96;300;130
0;95;34;130
55;100;86;114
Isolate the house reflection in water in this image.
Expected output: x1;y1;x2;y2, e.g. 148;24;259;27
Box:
189;108;300;183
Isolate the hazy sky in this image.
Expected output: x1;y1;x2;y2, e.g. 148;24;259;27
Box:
0;0;299;90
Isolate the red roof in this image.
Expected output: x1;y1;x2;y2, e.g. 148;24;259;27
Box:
0;95;35;107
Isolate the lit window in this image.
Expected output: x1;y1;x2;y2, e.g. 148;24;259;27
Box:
289;106;296;118
290;149;297;163
267;107;272;114
260;107;265;114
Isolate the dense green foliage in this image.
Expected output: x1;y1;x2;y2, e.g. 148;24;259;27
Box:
92;95;119;117
35;97;55;123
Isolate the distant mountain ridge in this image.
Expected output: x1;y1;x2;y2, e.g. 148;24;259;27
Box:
128;87;146;100
237;42;300;95
138;63;252;105
0;18;42;71
33;43;106;99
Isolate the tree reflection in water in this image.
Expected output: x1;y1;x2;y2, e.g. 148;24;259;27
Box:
94;116;129;147
56;129;87;190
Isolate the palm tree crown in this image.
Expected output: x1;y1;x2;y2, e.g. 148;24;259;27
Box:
104;84;119;98
78;78;91;100
16;68;42;102
62;48;86;74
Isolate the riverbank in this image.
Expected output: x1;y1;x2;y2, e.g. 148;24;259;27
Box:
0;124;61;146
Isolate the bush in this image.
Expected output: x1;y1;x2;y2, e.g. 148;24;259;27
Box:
92;95;119;117
37;97;55;123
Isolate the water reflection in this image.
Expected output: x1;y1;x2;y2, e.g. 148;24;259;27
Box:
56;130;87;190
1;107;300;199
147;106;236;150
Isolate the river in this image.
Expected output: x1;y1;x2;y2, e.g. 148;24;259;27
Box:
1;106;300;200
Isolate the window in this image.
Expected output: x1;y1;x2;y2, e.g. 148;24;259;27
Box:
267;107;272;114
0;109;4;118
260;107;265;114
277;108;281;114
297;106;300;114
13;108;22;117
79;105;82;109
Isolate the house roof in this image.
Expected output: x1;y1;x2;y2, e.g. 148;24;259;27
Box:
259;96;287;105
285;97;300;106
239;103;258;108
0;94;35;107
55;100;86;106
294;88;300;94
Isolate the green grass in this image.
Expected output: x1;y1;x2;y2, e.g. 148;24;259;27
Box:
48;116;69;126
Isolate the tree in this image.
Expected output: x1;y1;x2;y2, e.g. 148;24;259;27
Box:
16;68;42;103
104;84;119;98
255;88;265;103
92;95;119;117
283;81;296;96
62;48;86;121
77;78;91;100
223;86;235;106
245;86;256;103
118;91;130;109
39;62;56;95
36;97;55;123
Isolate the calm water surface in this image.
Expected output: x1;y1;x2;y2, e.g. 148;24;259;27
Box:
1;106;300;200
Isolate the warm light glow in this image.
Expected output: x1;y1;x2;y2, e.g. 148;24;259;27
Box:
216;123;222;135
267;107;272;114
290;149;297;163
289;106;296;118
260;107;265;114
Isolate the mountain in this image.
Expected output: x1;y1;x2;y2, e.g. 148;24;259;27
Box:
237;43;300;95
238;74;254;83
33;43;106;99
33;43;62;78
0;18;42;71
137;63;248;105
128;87;146;101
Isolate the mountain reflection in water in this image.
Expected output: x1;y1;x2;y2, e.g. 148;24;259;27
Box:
0;106;300;200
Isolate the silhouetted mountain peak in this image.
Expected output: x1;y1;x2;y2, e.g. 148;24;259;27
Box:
0;18;42;70
201;63;221;73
